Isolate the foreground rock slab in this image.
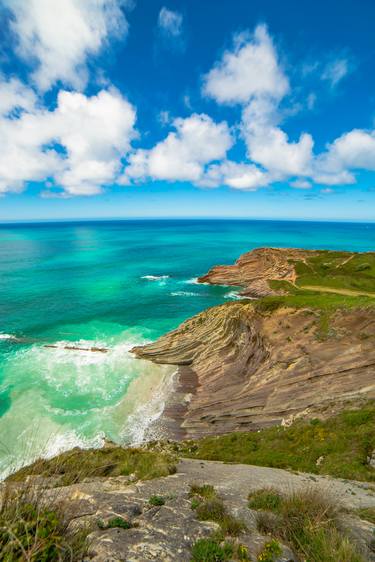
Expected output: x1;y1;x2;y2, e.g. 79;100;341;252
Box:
35;458;375;561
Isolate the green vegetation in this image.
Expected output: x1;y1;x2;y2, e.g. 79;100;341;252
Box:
257;540;282;562
98;516;132;530
179;404;375;481
356;507;375;524
8;446;176;486
248;488;282;511
292;251;375;294
251;488;365;562
259;251;375;314
0;488;87;561
148;495;165;506
190;538;233;562
190;484;246;538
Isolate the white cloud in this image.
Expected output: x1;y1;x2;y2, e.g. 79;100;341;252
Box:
311;129;375;185
202;24;289;105
241;97;314;177
124;113;232;183
322;58;349;88
5;0;129;91
158;7;183;37
199;161;270;190
0;87;136;195
290;179;312;189
0;78;37;115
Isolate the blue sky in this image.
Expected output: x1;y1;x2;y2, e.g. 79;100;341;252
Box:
0;0;375;221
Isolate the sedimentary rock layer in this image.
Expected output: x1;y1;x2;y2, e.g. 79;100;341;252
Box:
131;302;375;438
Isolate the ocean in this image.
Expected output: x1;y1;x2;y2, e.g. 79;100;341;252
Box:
0;219;374;477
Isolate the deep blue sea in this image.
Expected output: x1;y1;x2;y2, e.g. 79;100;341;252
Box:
0;219;374;476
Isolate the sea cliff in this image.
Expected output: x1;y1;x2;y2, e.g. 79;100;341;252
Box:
131;247;375;438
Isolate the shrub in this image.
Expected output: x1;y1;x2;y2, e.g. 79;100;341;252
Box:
0;485;87;561
248;488;282;511
98;516;132;530
257;540;282;562
254;488;365;562
191;538;232;562
190;483;217;499
148;495;165;506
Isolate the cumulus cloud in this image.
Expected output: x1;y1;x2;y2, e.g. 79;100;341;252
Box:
0;77;37;115
241;97;314;178
199;161;270;190
4;0;129;91
124;113;232;183
158;7;183;37
0;88;136;195
202;24;289;105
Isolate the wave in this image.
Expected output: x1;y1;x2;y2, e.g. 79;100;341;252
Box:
224;291;255;300
141;275;170;281
0;331;175;480
0;333;18;340
184;277;199;285
171;291;199;297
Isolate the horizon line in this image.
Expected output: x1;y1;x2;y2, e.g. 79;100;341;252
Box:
1;216;375;225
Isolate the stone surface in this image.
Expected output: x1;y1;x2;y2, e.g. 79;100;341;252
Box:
35;458;375;561
132;301;375;438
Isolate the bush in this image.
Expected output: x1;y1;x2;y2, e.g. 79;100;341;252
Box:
0;485;87;561
254;488;365;562
148;495;165;506
248;489;282;511
98;516;132;530
191;538;232;562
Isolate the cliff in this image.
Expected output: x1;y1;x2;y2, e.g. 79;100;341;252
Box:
131;247;375;439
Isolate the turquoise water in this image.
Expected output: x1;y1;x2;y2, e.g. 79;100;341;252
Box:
0;219;374;476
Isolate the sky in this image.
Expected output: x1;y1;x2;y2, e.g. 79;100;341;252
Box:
0;0;375;222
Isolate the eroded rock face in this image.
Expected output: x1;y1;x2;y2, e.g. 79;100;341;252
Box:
131;302;375;438
197;247;312;297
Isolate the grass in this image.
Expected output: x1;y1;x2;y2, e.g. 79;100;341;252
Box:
179;404;375;481
355;507;375;524
98;516;132;530
251;488;365;562
248;488;282;511
148;495;165;506
7;446;176;486
190;538;233;561
190;484;246;538
0;484;87;561
257;539;282;562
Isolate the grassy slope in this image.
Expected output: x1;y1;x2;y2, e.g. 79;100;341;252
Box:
7;447;176;485
292;250;375;294
178;404;375;482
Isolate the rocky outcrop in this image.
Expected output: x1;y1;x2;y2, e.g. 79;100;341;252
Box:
30;458;375;561
197;247;314;297
132;302;375;438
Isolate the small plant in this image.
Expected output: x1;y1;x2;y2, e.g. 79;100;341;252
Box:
0;487;87;561
190;483;217;499
248;488;282;511
98;516;132;530
196;498;227;522
257;540;282;562
149;495;165;506
356;507;375;524
255;488;365;562
191;497;201;510
191;538;232;561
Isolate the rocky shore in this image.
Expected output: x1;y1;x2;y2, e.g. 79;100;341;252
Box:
131;247;375;439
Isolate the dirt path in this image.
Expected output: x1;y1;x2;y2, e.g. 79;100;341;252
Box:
299;284;375;297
